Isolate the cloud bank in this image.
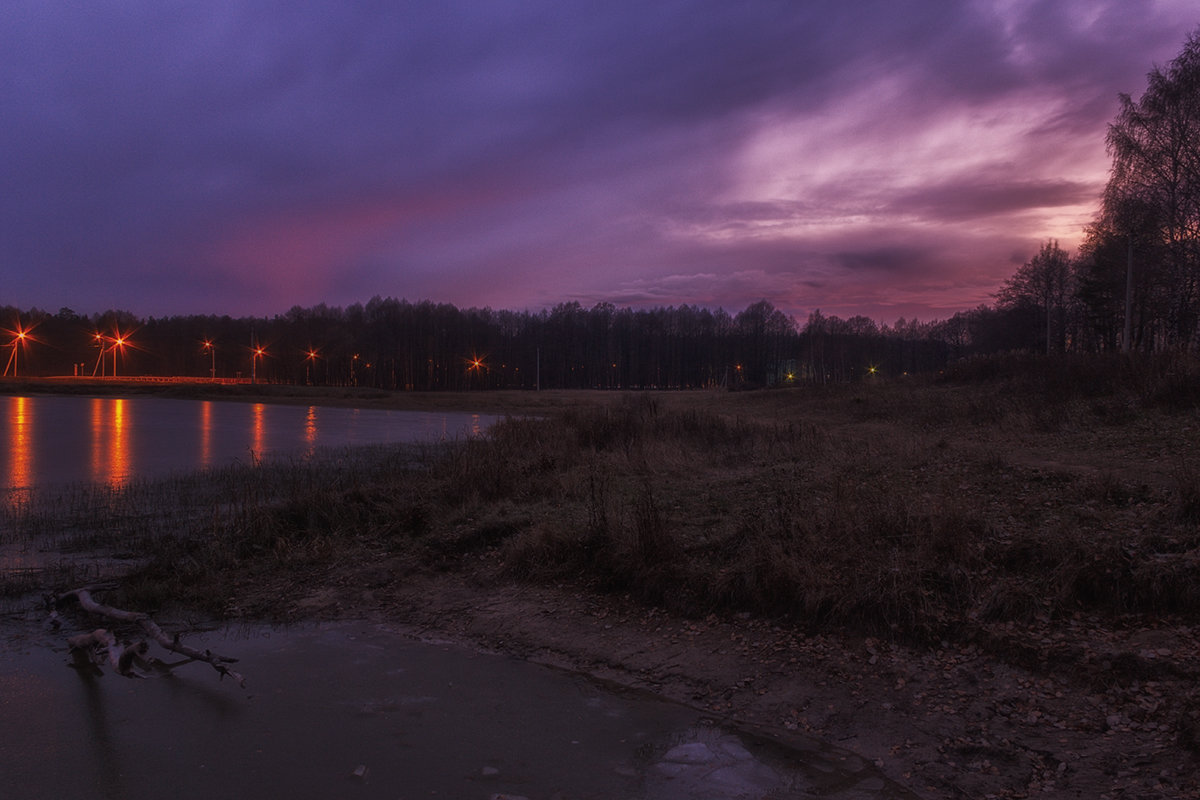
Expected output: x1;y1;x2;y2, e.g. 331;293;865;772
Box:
2;0;1197;321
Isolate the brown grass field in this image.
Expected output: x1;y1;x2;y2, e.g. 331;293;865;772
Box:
7;353;1200;798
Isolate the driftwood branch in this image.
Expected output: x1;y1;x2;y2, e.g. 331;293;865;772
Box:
53;585;246;688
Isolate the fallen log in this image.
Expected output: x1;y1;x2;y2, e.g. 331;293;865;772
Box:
53;585;246;687
66;628;116;676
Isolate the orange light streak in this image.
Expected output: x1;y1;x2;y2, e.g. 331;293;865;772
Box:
200;400;213;467
9;396;32;490
89;397;130;486
251;403;265;461
90;397;104;480
109;398;128;485
304;405;318;447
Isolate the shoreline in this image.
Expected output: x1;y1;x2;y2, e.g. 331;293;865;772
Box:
0;375;631;414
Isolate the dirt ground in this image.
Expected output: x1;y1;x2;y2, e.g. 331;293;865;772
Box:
250;557;1199;800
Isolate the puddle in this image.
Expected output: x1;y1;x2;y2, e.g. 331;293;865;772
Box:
0;620;915;799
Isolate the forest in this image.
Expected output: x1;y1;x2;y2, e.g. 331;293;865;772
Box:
0;299;958;390
3;32;1199;390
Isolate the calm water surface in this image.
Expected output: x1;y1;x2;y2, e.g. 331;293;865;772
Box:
0;395;495;490
0;621;907;800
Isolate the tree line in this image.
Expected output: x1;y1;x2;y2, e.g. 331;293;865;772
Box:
0;299;957;389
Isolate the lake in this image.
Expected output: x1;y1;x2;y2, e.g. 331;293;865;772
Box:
0;394;496;491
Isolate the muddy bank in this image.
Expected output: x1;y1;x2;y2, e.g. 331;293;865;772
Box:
306;572;1198;800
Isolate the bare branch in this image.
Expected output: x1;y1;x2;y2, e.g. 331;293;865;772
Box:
54;585;246;688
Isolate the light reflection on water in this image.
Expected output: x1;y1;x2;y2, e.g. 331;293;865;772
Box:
88;397;132;487
200;399;213;468
304;404;317;447
251;402;266;461
10;396;31;490
0;395;495;492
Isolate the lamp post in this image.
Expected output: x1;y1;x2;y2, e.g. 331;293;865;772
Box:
3;328;28;377
305;349;318;385
90;332;126;377
466;355;487;390
92;333;105;377
203;340;216;380
111;335;126;377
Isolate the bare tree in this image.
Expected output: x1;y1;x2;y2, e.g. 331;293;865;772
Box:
1104;29;1200;348
997;240;1073;354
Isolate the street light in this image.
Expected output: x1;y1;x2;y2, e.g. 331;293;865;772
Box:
202;340;216;380
252;346;265;384
2;325;30;377
92;332;106;377
466;354;487;389
305;348;319;385
110;334;128;377
91;328;133;378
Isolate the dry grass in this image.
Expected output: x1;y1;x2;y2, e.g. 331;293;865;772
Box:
7;354;1200;645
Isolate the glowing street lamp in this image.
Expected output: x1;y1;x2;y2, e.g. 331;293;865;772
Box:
2;325;31;377
110;335;128;377
92;332;106;377
466;354;487;389
252;345;265;384
109;333;130;378
91;328;134;378
202;339;216;380
305;348;319;385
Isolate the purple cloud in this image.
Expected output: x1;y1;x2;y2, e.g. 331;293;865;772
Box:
1;1;1197;322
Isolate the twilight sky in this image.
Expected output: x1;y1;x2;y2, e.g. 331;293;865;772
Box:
2;1;1197;323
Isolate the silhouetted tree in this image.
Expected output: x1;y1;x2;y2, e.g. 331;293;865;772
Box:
1104;29;1200;347
997;240;1073;354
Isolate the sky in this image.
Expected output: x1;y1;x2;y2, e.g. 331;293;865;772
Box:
2;1;1198;324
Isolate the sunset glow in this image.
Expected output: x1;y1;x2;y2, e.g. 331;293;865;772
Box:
2;3;1198;322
